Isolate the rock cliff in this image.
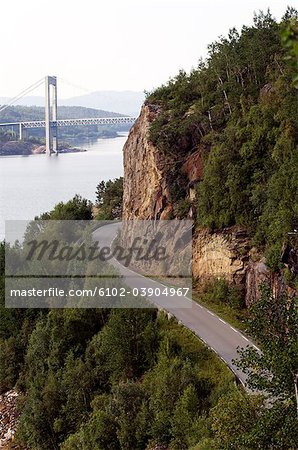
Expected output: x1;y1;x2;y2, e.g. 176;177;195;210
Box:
192;228;249;284
122;103;290;304
123;104;171;220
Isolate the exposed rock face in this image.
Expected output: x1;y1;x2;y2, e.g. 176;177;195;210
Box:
182;147;204;184
122;103;288;305
245;258;296;306
245;258;270;306
123;104;252;283
0;390;24;449
123;104;171;220
193;228;249;284
123;104;209;220
123;104;253;292
260;83;275;98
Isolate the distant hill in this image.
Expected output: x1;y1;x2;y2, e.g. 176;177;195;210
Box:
61;91;144;116
0;90;145;117
0;105;132;141
0;96;45;108
0;105;123;123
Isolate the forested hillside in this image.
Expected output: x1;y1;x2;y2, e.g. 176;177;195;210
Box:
0;195;297;449
148;8;298;270
0;105;122;122
0;201;244;450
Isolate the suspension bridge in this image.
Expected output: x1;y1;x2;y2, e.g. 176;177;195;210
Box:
0;76;136;155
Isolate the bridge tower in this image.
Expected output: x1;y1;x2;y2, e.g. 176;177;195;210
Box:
45;76;58;155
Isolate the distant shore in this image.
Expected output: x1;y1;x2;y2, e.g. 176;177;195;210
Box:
0;140;86;156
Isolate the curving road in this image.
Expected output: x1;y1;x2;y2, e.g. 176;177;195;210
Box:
93;222;259;390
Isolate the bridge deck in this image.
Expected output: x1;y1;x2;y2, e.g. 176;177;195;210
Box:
0;116;136;129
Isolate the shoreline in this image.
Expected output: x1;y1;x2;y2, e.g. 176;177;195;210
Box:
0;141;87;156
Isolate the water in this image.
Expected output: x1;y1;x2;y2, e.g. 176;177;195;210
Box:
0;133;127;240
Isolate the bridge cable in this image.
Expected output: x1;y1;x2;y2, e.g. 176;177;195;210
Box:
0;78;44;107
58;77;92;94
0;78;45;115
0;78;44;113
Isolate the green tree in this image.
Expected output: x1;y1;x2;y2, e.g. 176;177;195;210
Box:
39;194;93;220
98;308;158;381
281;10;298;87
236;285;298;399
209;391;262;450
233;285;298;449
96;177;123;220
61;409;119;450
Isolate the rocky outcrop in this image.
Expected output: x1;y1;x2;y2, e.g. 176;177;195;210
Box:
182;147;204;184
245;258;270;306
123;104;207;220
123;104;171;220
0;390;24;449
122;103;290;305
122;104;254;294
193;228;250;284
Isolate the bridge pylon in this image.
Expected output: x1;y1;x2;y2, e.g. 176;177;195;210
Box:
19;123;23;141
45;76;58;155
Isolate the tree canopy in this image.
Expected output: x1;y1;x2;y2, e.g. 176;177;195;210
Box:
148;9;298;269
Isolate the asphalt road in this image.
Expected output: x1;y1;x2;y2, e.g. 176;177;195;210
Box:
93;222;259;389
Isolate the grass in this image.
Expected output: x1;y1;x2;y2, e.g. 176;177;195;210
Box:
144;276;250;334
192;280;250;334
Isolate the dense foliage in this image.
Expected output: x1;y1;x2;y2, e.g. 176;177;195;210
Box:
198;278;244;310
1;187;297;449
37;194;93;221
233;285;298;449
0;128;15;142
281;14;298;87
95;177;123;220
1;240;297;448
15;310;239;450
1;233;241;450
148;9;298;268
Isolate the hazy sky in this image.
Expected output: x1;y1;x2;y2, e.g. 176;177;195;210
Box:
0;0;292;98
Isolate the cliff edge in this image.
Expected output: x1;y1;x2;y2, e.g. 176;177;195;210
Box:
122;103;291;305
